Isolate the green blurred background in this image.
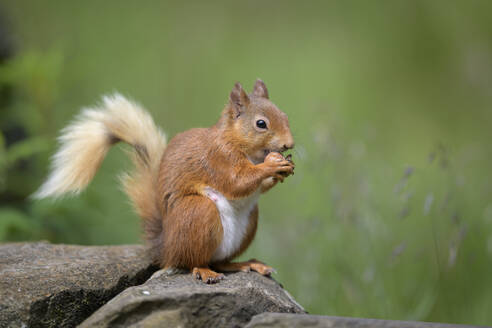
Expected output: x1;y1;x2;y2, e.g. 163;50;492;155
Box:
1;0;491;325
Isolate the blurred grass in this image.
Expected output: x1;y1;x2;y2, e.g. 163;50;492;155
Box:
1;0;492;325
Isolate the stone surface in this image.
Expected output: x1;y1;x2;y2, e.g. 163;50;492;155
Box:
1;242;486;328
0;242;157;328
79;269;306;328
245;313;487;328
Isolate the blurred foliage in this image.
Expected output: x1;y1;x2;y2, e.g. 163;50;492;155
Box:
0;47;110;243
0;50;59;239
1;0;492;325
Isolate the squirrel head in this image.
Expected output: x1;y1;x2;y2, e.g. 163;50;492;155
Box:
219;79;294;164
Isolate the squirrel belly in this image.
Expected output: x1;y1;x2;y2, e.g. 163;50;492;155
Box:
203;186;261;262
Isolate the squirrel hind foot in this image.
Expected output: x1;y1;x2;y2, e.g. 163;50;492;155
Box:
213;259;276;276
192;267;225;284
247;259;276;276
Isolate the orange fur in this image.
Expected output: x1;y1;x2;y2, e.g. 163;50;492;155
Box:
147;81;295;281
36;80;294;284
213;259;275;276
149;81;295;280
161;195;223;269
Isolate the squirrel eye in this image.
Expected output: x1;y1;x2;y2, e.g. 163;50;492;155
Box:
256;120;267;129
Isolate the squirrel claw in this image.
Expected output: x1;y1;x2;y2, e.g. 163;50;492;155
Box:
260;267;276;276
192;267;224;284
244;259;276;276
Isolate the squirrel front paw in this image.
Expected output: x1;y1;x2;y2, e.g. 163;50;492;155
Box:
262;152;295;182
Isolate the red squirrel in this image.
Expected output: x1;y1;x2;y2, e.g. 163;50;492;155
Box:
34;80;295;283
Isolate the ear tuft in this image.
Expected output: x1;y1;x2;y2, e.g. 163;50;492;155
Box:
229;82;250;118
252;79;269;99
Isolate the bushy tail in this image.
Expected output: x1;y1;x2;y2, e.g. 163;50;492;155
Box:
34;94;166;258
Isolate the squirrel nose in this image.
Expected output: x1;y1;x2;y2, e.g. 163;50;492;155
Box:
283;142;295;150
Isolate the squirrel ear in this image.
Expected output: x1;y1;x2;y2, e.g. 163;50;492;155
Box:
229;82;250;118
252;79;269;99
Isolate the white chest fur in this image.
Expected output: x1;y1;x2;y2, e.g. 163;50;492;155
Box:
204;187;260;262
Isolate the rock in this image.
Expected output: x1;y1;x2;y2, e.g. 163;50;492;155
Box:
79;269;305;328
2;242;479;328
244;313;484;328
0;242;157;328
